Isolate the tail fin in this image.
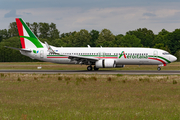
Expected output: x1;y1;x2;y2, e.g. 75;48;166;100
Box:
16;18;44;49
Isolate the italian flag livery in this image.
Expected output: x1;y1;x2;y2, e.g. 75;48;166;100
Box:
16;18;44;49
148;55;171;66
12;18;177;71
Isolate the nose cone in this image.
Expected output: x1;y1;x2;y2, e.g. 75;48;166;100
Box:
171;55;177;62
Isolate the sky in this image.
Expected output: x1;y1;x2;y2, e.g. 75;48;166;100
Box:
1;0;180;35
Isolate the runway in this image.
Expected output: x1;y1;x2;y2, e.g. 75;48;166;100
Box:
0;70;179;75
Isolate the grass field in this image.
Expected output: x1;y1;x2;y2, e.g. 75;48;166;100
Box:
0;62;180;70
0;73;180;119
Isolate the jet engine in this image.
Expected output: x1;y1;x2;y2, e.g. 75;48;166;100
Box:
95;59;116;68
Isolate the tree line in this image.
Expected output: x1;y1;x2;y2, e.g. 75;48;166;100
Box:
0;21;180;62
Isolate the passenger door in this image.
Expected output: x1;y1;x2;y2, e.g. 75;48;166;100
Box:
153;50;158;59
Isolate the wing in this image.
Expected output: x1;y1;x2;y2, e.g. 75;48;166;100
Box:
45;42;99;65
67;54;99;65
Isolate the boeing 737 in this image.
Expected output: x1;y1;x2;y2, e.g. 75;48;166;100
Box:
6;18;177;71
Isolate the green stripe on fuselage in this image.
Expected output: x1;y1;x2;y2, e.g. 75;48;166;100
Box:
47;55;117;57
47;55;65;56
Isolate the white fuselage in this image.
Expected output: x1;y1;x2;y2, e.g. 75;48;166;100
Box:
20;47;177;66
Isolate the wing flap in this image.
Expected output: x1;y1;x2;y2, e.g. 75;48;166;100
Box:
68;55;99;61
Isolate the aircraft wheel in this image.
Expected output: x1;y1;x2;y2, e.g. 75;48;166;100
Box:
94;66;99;71
157;67;161;71
87;66;92;71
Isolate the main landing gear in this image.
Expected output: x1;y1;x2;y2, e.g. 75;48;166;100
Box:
87;66;99;71
94;66;99;71
87;66;92;71
157;67;161;71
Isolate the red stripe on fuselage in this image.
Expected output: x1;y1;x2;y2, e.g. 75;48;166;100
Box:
16;18;25;49
148;57;166;66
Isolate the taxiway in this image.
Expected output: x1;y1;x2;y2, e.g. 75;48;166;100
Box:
0;70;179;75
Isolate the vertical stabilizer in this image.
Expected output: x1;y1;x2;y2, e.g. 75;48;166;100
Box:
16;18;44;49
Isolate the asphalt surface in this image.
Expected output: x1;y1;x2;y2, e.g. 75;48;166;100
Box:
0;70;179;75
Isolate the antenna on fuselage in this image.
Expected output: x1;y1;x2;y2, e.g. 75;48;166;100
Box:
87;45;91;48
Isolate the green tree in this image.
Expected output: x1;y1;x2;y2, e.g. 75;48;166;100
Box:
126;28;155;47
60;31;76;39
115;34;124;47
153;29;170;53
51;39;66;47
120;35;143;47
39;23;50;38
0;29;9;40
166;29;180;55
1;36;21;48
174;49;180;61
31;22;39;37
153;29;169;45
0;37;40;62
49;23;60;39
153;43;170;52
96;29;115;47
0;36;2;43
0;37;23;62
60;36;73;47
73;29;91;47
90;30;99;47
8;22;18;37
26;22;31;28
158;29;169;36
39;38;52;45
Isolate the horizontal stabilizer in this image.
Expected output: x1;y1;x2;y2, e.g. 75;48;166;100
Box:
4;46;32;52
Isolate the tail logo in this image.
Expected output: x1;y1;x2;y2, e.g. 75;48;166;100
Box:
16;18;43;48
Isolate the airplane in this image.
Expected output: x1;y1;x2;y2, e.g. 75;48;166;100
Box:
5;18;177;71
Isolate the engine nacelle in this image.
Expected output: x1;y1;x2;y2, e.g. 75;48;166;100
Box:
95;59;116;68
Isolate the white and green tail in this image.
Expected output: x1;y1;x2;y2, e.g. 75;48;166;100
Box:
16;18;44;49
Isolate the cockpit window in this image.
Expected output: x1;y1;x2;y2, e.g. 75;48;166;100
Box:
162;52;170;55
